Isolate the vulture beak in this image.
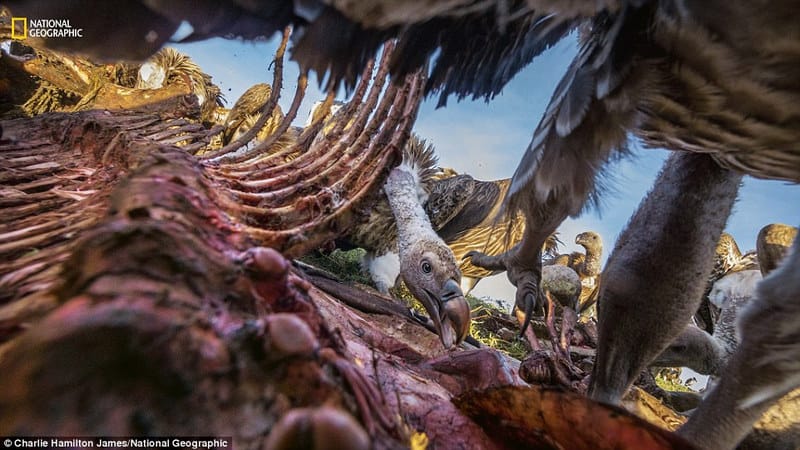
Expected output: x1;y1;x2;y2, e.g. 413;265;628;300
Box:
424;279;470;348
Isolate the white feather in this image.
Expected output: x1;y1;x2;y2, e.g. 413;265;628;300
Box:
136;62;165;90
363;251;400;293
708;270;762;309
305;100;343;127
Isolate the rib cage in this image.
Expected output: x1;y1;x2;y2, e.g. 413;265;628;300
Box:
0;31;425;343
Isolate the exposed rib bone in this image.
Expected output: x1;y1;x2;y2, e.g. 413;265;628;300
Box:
200;27;291;161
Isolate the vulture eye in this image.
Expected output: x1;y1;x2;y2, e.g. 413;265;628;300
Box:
673;344;687;353
421;261;432;274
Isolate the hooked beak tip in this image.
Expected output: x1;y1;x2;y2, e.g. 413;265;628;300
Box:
438;279;470;348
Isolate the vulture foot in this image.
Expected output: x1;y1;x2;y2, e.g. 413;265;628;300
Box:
519;350;586;392
519;292;586;391
466;248;542;336
520;291;585;390
544;292;577;368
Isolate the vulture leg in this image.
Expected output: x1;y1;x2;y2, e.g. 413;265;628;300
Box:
518;286;585;389
467;201;569;336
559;304;577;366
543;291;581;376
514;308;544;350
679;232;800;450
588;152;742;405
543;291;561;354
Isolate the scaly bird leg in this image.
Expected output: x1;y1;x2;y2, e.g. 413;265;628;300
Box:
467;240;543;336
560;306;577;366
543;292;581;380
544;291;561;353
514;307;543;350
467;193;573;336
588;153;742;406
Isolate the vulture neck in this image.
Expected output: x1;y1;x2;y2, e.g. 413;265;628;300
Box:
588;152;743;405
582;245;602;277
385;163;441;255
691;329;728;376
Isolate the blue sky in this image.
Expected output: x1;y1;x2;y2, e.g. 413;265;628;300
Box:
175;35;799;305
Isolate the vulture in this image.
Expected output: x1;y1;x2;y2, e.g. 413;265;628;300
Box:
711;233;756;281
425;173;561;294
1;41;223;121
135;47;224;123
338;135;470;348
756;223;798;276
695;232;758;334
539;263;582;365
342;138;559;298
222;83;284;145
654;269;763;378
547;231;603;280
339;136;439;292
671;227;800;449
653;267;799;450
427;175;523;294
545;230;602;313
540;264;582;313
305;99;345;127
7;1;800;449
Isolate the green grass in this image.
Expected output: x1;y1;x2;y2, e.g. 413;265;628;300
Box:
653;367;696;393
466;295;530;360
299;248;372;285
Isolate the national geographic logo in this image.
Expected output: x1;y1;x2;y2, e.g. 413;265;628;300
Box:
11;17;84;39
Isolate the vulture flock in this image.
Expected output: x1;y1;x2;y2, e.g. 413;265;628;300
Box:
2;1;800;449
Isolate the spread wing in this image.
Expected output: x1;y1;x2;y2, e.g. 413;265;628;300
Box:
425;175;503;242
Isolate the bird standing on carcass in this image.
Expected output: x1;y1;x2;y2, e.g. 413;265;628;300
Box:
694;232;758;334
338;135;471;348
756;224;798;276
545;230;603;315
222;83;286;146
439;4;800;448
426;172;562;294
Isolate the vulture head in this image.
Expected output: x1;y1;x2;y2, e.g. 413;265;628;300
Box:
386;166;470;348
575;231;602;254
401;236;470;348
652;324;725;376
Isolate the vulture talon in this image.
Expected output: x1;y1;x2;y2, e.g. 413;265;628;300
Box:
464;250;507;272
519;291;536;336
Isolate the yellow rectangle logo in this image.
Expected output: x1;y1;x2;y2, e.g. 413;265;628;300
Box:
11;17;27;39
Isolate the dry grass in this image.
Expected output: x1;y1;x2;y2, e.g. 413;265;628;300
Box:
654;368;697;393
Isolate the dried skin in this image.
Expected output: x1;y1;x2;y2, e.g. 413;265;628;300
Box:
455;385;697;450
